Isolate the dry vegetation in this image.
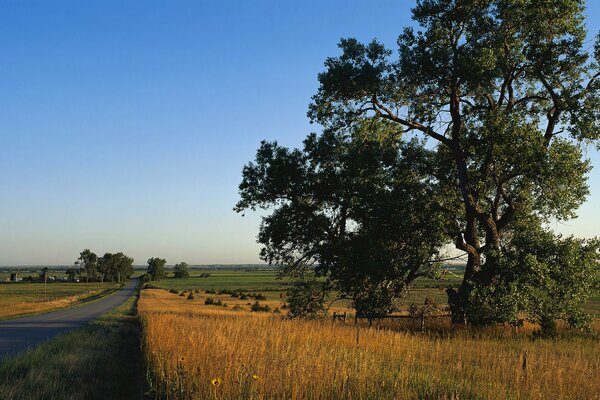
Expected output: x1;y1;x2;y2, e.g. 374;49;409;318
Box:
139;289;600;400
0;283;118;319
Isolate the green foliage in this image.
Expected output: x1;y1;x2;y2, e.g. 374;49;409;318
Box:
147;257;167;281
204;297;226;307
76;249;98;282
236;121;447;316
250;301;271;312
173;262;190;279
98;252;134;282
303;0;600;324
466;223;600;328
286;278;326;319
65;267;79;281
353;285;397;317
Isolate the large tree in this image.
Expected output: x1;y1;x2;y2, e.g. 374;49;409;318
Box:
76;249;98;284
98;252;134;282
236;121;448;315
308;0;600;323
147;257;167;281
173;262;190;279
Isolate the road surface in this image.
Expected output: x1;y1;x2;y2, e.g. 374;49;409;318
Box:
0;279;138;360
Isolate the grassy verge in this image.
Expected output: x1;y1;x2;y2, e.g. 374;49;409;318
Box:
0;282;123;321
0;289;143;400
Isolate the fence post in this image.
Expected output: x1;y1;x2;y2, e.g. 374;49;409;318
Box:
522;351;528;382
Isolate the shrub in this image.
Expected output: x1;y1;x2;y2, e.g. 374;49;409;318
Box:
205;297;226;307
251;301;271;312
169;289;179;294
255;293;266;300
239;294;248;300
287;278;325;319
187;292;195;300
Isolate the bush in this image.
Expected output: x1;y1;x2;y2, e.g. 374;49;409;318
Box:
239;294;248;300
205;297;226;307
255;293;266;300
287;278;325;319
179;292;185;297
169;289;179;294
205;289;216;294
187;292;195;300
250;301;271;312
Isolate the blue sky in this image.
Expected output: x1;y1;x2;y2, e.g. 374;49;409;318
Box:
0;1;599;266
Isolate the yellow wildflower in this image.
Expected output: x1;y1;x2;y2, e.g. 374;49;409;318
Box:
252;375;259;381
211;377;222;387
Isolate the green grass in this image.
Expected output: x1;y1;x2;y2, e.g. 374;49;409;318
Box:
0;290;143;400
151;270;288;292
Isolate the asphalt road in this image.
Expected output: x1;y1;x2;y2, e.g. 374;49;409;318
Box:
0;279;138;360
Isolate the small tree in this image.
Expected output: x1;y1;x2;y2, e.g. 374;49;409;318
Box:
173;262;190;279
147;257;167;281
66;267;79;281
286;277;326;319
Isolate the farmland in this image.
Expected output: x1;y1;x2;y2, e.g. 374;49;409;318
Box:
0;281;121;320
148;269;600;316
0;289;143;400
139;288;600;400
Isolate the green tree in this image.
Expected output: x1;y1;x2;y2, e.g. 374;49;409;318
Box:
307;0;600;323
236;121;447;316
99;252;134;282
173;262;190;279
66;267;79;281
147;257;167;281
76;249;98;285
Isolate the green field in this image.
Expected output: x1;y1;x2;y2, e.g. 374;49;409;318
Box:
149;269;600;315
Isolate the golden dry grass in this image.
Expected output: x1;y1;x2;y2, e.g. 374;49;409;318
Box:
139;289;600;400
0;283;117;319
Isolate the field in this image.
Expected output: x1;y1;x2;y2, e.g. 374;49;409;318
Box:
148;269;600;316
139;288;600;400
0;290;143;400
0;281;121;319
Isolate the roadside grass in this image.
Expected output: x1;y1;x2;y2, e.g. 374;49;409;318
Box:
0;290;143;400
140;289;600;400
0;282;121;320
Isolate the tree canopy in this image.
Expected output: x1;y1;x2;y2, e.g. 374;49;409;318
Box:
237;121;448;316
238;0;600;326
147;257;167;281
306;0;600;324
173;262;190;279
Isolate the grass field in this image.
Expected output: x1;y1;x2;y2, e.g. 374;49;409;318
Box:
0;289;143;400
0;282;121;320
140;288;600;400
148;269;600;315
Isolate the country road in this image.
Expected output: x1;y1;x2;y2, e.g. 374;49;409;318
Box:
0;279;138;360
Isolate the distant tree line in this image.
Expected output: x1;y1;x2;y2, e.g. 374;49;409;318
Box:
71;249;134;283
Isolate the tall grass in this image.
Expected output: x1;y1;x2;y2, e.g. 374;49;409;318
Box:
0;290;142;400
139;289;600;400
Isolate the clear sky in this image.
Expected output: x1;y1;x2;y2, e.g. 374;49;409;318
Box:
1;1;599;266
